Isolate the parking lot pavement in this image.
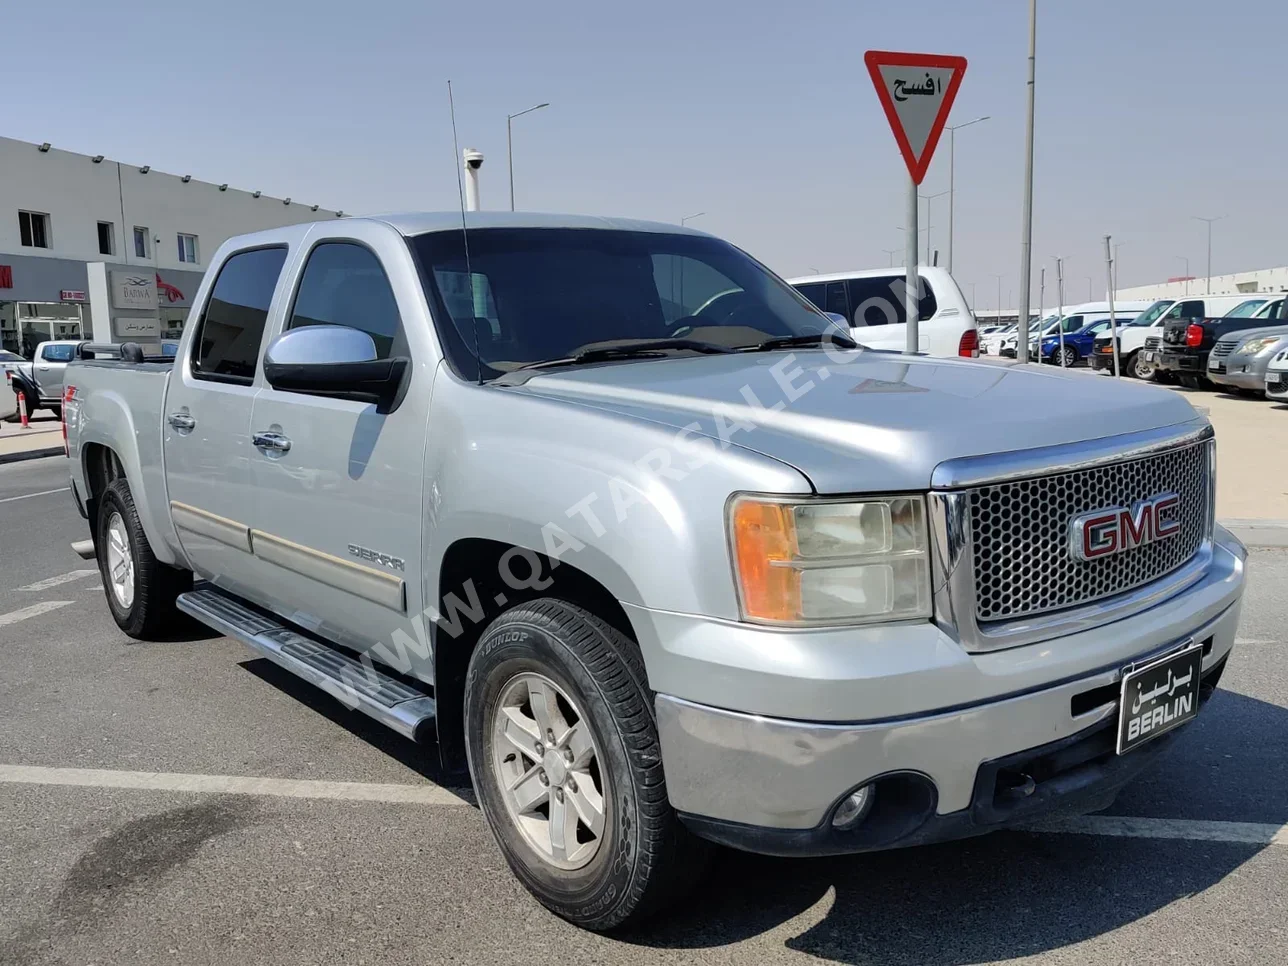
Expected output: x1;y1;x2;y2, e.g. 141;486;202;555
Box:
2;455;1286;965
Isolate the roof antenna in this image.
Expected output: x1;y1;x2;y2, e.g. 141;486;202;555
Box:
447;79;483;385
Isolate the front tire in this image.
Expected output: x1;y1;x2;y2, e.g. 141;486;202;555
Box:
464;599;706;931
1129;351;1157;380
1057;345;1078;368
97;477;192;638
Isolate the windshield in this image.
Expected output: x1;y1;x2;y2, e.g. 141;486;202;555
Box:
1130;300;1173;326
1225;298;1269;318
411;228;842;378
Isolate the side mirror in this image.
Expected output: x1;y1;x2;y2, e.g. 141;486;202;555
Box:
263;325;409;414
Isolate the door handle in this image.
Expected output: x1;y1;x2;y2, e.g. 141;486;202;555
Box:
38;365;51;371
253;431;292;454
168;412;196;431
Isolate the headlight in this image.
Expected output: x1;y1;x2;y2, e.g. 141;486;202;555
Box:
728;495;932;625
1240;336;1285;355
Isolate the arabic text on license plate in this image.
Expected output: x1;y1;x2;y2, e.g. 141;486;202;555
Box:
1117;642;1204;755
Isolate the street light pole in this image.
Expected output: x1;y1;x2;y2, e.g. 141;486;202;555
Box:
1112;242;1126;295
991;273;1004;326
945;116;989;275
1192;215;1225;294
882;248;900;267
919;189;948;265
506;102;550;211
1016;0;1037;364
1085;276;1093;301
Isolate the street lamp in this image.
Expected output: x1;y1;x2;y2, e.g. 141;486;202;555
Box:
1085;276;1094;301
945;115;989;275
680;211;705;226
507;102;549;211
1174;255;1190;295
918;189;949;264
882;247;900;267
1192;215;1225;294
990;273;1005;325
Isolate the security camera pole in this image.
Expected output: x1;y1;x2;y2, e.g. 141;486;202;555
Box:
463;149;483;211
864;50;968;354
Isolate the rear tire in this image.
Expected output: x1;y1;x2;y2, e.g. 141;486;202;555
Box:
464;598;707;931
97;477;192;639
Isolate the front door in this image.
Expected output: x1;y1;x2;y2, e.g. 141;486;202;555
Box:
34;342;74;400
246;228;429;661
163;246;290;589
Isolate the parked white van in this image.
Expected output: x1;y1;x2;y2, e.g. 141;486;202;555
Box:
787;266;977;357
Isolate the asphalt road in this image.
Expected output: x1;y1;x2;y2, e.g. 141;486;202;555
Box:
2;455;1286;966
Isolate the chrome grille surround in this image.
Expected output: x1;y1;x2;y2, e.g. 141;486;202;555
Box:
1211;339;1237;359
928;420;1215;653
1144;335;1161;350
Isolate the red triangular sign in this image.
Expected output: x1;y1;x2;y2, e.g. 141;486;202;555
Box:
864;50;967;185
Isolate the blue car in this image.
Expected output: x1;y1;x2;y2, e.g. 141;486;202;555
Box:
1039;315;1130;366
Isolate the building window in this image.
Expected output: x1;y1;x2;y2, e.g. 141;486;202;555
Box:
134;227;149;259
178;233;199;264
18;210;51;249
97;221;115;256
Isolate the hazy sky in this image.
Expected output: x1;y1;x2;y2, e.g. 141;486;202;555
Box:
5;1;1281;310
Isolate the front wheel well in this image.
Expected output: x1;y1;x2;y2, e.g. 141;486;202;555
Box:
432;538;637;773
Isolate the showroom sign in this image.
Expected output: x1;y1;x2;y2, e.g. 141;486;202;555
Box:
111;271;157;310
112;316;161;341
60;289;87;302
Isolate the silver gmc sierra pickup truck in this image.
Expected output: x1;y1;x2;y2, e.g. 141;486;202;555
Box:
63;212;1246;931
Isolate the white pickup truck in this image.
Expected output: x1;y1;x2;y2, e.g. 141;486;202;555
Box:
63;212;1247;930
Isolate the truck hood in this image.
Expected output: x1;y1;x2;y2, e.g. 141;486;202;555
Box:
513;350;1201;493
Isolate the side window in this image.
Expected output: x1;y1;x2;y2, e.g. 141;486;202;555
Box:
289;243;404;359
191;247;288;383
42;343;74;362
1178;300;1205;318
823;281;848;318
794;282;825;310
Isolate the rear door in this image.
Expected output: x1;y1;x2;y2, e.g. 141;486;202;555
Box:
245;224;430;657
162;246;290;587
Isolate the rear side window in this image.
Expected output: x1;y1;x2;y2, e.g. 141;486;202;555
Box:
1175;300;1205;319
41;343;74;362
824;281;848;318
191;247;288;383
845;276;937;326
794;282;825;309
289;242;404;359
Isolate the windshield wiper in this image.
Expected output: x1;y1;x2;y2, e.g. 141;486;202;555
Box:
511;338;735;372
745;332;858;352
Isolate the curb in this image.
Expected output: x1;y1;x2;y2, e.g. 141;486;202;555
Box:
1220;520;1288;549
0;446;62;466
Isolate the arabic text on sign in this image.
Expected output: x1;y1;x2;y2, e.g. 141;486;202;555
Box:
892;73;942;102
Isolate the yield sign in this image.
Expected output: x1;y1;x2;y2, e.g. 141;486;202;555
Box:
864;50;967;185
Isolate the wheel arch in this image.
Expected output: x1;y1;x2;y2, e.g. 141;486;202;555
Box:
432;537;637;773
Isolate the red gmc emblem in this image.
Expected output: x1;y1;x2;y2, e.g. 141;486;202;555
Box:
1069;493;1181;561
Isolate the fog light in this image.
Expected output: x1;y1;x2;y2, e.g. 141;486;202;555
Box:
831;784;876;830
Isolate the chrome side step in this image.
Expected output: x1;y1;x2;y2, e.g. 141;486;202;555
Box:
177;586;435;741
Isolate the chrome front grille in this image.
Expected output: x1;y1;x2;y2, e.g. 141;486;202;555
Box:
1144;335;1161;350
967;442;1209;623
1211;340;1237;359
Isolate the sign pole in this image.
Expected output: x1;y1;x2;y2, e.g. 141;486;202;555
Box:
1056;257;1066;366
1016;0;1037;364
905;178;919;354
1104;235;1120;377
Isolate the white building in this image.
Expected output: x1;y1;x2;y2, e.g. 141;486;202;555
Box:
0;135;342;354
1117;266;1288;301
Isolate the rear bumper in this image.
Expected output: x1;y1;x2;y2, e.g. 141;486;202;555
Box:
653;534;1245;855
1157;348;1207;372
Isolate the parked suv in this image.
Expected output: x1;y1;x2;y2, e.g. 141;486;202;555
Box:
1208;327;1288;395
64;212;1246;930
788;266;977;358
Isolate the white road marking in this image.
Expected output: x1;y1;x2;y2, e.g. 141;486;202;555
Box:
0;764;471;806
16;569;98;592
1022;814;1288;846
0;600;74;627
0;486;69;504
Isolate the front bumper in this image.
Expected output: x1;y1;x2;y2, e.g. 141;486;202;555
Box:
1090;351;1118;371
1208;362;1268;391
1267;369;1288;399
651;532;1245;855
